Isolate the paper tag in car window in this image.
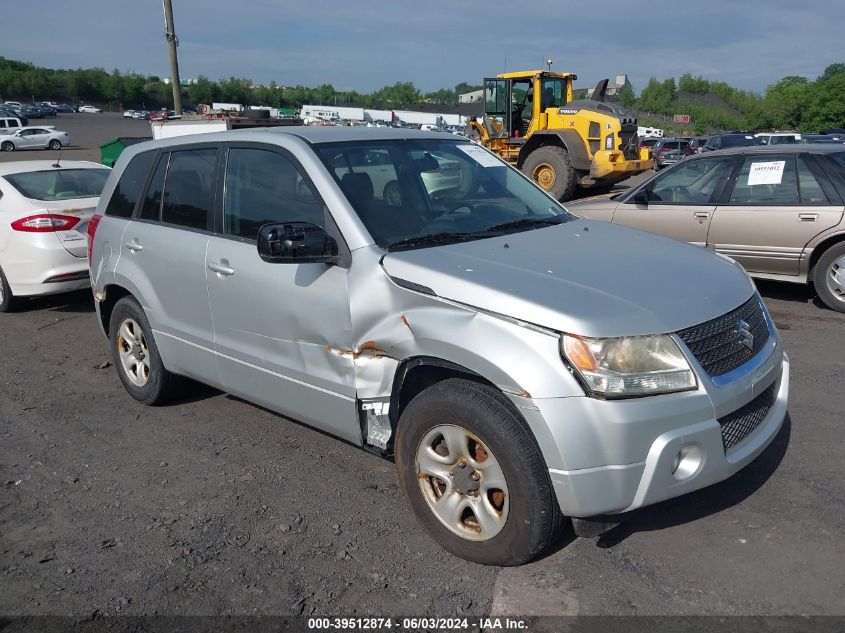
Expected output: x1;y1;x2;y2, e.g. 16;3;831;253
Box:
456;144;503;167
747;160;785;186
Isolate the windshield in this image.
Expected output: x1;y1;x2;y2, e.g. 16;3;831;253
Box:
5;168;110;201
314;139;574;250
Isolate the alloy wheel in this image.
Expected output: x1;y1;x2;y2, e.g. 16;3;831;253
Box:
415;424;509;541
116;318;151;387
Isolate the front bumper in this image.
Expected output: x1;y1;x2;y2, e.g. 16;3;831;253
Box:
589;152;654;183
514;339;788;518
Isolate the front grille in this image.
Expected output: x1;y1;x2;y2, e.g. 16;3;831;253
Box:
676;296;770;378
718;382;777;451
619;124;640;160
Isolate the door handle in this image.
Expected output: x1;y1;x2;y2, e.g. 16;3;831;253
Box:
125;240;143;252
693;211;711;219
798;213;818;222
208;261;235;276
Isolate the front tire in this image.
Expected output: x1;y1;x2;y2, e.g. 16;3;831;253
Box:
1;141;14;152
395;379;563;566
813;242;845;313
109;296;180;404
522;145;577;202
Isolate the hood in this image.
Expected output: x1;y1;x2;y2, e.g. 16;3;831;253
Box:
381;221;755;338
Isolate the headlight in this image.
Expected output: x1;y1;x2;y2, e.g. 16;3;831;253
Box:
605;134;615;150
561;334;697;398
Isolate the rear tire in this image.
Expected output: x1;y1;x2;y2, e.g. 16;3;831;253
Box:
1;141;14;152
522;145;578;201
0;266;18;313
48;139;61;150
395;378;563;566
109;296;181;404
813;242;845;313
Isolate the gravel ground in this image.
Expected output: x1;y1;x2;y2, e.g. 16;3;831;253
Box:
0;281;843;618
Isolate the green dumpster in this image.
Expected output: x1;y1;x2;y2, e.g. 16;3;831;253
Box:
100;137;151;167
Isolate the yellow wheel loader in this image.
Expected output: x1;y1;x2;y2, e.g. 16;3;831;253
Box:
467;71;652;201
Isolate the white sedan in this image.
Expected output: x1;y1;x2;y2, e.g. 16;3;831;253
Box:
0;127;70;152
78;105;103;114
0;161;110;311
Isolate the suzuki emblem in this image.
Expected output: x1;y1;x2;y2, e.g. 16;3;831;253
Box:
737;320;754;351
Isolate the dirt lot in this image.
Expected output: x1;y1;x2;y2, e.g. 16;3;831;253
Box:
1;279;843;619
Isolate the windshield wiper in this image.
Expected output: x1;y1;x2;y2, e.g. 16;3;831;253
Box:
386;232;480;252
480;217;568;235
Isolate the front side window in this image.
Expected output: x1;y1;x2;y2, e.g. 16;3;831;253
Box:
161;148;217;231
4;168;110;201
484;79;507;115
728;155;799;205
315;139;574;250
224;148;324;241
641;158;733;204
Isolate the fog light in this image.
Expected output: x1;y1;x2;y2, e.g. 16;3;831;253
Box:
671;445;702;480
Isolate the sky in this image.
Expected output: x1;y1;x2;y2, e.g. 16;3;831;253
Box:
4;0;843;94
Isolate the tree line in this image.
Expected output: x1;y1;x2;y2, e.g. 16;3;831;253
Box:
618;64;845;133
1;56;842;132
0;57;479;110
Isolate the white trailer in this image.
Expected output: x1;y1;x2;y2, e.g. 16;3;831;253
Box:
151;116;301;140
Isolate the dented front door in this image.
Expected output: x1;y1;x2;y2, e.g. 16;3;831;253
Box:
206;237;358;442
206;144;358;443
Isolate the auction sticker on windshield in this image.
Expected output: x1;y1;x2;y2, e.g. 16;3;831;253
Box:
456;143;503;167
747;160;786;185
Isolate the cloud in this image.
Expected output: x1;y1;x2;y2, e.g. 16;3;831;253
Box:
4;0;843;93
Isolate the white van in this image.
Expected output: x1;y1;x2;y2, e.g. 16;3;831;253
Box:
755;132;802;145
0;117;24;135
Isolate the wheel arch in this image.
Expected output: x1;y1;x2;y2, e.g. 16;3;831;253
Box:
517;130;591;171
98;283;134;336
388;356;495;429
808;231;845;278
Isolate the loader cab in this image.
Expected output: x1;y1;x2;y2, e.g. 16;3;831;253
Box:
483;72;573;141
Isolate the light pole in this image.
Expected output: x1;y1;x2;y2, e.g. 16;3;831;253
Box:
162;0;182;114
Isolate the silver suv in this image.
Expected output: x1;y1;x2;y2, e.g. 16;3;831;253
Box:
89;128;789;565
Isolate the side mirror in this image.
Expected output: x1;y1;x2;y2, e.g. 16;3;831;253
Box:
257;222;339;264
631;189;649;206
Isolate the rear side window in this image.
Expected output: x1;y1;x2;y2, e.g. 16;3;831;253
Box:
797;157;828;204
105;151;155;218
161;148;217;231
139;153;168;221
728;155;799;204
223;148;324;240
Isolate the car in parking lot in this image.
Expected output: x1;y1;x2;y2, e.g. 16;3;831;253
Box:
702;133;761;151
756;132;801;145
0;127;70;152
804;133;845;144
652;137;694;170
78;105;103;114
88;128;789;565
0;160;110;311
567;144;845;312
